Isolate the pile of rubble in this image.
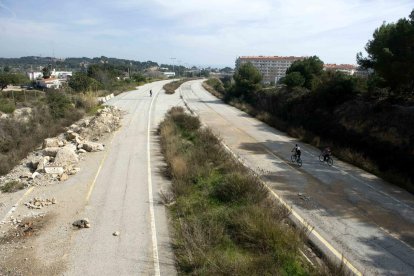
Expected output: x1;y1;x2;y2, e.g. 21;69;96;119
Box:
0;106;122;189
24;197;57;209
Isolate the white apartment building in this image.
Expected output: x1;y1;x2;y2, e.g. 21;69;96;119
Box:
324;64;357;75
235;56;304;84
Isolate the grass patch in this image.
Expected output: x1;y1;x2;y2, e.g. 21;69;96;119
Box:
0;180;25;193
159;107;330;275
163;79;197;94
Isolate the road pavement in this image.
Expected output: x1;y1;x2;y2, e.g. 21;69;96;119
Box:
180;80;414;275
66;81;181;275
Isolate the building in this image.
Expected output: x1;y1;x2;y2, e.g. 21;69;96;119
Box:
36;78;62;89
324;64;357;75
235;56;304;84
163;72;176;77
27;71;43;81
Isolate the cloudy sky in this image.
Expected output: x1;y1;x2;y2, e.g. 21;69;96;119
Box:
0;0;412;67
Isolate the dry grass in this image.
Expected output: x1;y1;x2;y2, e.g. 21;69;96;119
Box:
0;180;25;193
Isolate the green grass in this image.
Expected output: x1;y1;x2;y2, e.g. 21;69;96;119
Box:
0;98;16;113
159;107;329;275
0;181;25;193
163;79;197;94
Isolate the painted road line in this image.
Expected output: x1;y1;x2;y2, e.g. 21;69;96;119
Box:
1;186;35;224
147;87;161;276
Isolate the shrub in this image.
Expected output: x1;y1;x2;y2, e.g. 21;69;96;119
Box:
0;98;15;113
0;180;25;193
46;91;72;119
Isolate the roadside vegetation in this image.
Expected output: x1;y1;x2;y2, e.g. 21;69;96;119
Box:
0;59;164;177
203;10;414;193
159;107;336;275
163;78;198;94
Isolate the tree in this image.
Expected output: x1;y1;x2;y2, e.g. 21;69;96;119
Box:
286;56;324;89
42;65;51;79
0;73;28;90
68;72;100;92
357;9;414;94
283;72;306;88
234;62;262;92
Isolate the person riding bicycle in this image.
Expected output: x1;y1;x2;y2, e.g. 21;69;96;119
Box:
292;144;301;160
322;147;331;161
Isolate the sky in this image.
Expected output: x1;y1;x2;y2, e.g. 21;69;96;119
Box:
0;0;412;68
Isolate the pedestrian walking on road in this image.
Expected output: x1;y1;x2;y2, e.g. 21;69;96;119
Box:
150;90;152;97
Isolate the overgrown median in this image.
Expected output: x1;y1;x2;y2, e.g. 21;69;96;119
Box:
159;107;331;275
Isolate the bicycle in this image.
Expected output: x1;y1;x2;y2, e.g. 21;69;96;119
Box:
319;153;333;166
291;153;302;167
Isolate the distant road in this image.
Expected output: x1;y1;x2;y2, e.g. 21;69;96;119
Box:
180;79;414;275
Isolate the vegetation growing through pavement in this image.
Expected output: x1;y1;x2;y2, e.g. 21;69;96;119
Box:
203;9;414;193
163;79;195;94
159;107;333;275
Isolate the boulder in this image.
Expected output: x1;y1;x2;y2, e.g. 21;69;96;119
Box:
59;173;68;181
13;107;32;123
43;147;60;157
43;138;61;149
44;166;64;175
82;141;104;152
73;218;90;228
54;147;79;166
35;156;50;172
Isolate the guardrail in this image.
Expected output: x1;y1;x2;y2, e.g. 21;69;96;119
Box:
97;93;115;104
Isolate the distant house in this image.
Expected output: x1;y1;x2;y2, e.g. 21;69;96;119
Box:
163;72;176;77
27;71;43;81
324;64;357;75
36;78;62;89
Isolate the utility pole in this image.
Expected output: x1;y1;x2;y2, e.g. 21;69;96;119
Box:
170;57;176;78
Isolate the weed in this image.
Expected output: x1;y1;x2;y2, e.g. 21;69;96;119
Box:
0;180;25;193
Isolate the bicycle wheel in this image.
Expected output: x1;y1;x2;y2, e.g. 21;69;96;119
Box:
291;154;296;162
327;157;333;166
319;154;324;162
297;158;302;167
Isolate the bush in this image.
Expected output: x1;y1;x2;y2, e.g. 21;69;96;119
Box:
0;180;25;193
211;172;267;204
46;91;72;119
0;98;15;113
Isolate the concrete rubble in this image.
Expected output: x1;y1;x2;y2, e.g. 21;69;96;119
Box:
73;218;91;228
0;106;122;190
24;197;57;209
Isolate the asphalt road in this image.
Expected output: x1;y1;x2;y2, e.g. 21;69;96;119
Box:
66;80;181;275
180;80;414;275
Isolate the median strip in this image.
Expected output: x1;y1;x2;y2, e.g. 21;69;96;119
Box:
158;107;340;275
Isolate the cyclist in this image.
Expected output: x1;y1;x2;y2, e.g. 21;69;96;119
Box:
322;147;331;161
150;89;152;97
292;144;301;160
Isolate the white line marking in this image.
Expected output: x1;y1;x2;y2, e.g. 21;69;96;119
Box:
147;87;161;276
1;186;35;223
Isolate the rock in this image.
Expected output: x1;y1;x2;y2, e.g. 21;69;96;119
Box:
44;166;64;175
113;231;120;236
42;138;61;149
67;167;80;175
77;149;87;154
31;172;40;179
35;156;50;173
43;147;60;157
53;147;79;166
73;218;90;229
82;141;104;152
59;173;68;181
66;130;83;141
13;107;32;123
